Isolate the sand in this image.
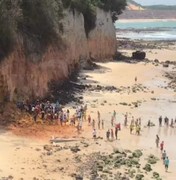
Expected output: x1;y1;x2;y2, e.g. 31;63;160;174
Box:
1;47;176;179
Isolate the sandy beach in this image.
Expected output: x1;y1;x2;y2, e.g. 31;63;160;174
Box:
1;41;176;180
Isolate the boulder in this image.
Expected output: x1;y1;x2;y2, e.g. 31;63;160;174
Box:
163;63;169;68
132;51;146;60
132;150;143;158
143;164;152;172
135;174;144;180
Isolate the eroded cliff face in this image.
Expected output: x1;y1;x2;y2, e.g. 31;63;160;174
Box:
0;8;116;101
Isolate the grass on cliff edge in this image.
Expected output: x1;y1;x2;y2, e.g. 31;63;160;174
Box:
0;0;126;61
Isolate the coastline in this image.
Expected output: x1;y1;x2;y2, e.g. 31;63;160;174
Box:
117;18;176;22
1;28;176;179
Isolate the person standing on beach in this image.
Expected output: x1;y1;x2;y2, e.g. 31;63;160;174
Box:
111;116;114;127
97;111;100;121
147;120;151;127
130;123;133;134
106;130;110;140
88;115;91;125
135;76;137;83
162;150;167;164
115;127;118;140
170;119;174;127
156;135;160;148
111;129;114;140
139;118;141;127
124;113;128;126
93;129;96;139
98;119;100;129
159;116;162;126
164;157;169;172
102;120;104;129
131;116;134;125
136;125;140;135
160;141;164;152
113;110;117;120
92;119;95;129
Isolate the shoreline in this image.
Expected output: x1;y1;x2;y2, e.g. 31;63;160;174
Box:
117;18;176;22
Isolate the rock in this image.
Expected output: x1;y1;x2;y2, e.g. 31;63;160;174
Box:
35;148;41;151
70;146;80;153
71;173;83;180
147;154;159;164
154;59;159;63
135;174;144;180
153;172;160;179
143;164;152;172
100;174;108;180
132;150;143;158
163;63;169;68
47;151;53;156
132;51;146;60
43;145;52;151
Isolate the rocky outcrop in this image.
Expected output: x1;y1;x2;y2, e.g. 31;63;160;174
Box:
0;8;116;101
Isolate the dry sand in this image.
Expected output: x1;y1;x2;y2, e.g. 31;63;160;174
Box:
1;49;176;179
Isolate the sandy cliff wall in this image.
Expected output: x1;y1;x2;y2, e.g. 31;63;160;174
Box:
0;8;116;101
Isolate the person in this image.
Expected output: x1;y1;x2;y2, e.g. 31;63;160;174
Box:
113;110;116;120
41;110;45;120
135;76;137;83
162;150;167;164
111;129;114;139
102;120;104;129
170;119;174;127
97;111;100;121
98;120;100;129
115;127;118;140
155;135;160;148
164;157;169;172
164;116;168;125
124;113;128;126
136;125;140;135
131;116;134;125
139;118;141;127
66;109;70;121
111;116;114;127
88;115;91;125
106;130;110;140
147;120;151;127
130;123;133;134
159;116;162;126
160;141;164;152
93;129;96;139
92;119;95;129
54;113;58;125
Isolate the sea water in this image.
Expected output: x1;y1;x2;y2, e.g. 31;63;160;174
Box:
115;20;176;40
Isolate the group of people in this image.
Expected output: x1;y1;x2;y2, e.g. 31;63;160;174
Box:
128;116;141;135
17;99;88;127
156;135;169;172
159;116;176;127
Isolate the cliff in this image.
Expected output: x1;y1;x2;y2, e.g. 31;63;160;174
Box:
0;8;116;102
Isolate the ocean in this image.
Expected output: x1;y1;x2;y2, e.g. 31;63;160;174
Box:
115;20;176;40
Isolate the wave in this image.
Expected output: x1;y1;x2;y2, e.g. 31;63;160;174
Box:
116;31;176;40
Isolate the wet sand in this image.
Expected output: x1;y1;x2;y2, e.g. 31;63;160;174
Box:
1;49;176;179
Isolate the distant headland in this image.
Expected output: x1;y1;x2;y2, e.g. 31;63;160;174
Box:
120;0;176;19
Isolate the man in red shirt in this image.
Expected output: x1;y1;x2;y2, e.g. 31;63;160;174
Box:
160;141;164;151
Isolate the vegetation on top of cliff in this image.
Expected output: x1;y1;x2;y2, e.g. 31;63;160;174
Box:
62;0;127;36
0;0;126;61
0;0;65;61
